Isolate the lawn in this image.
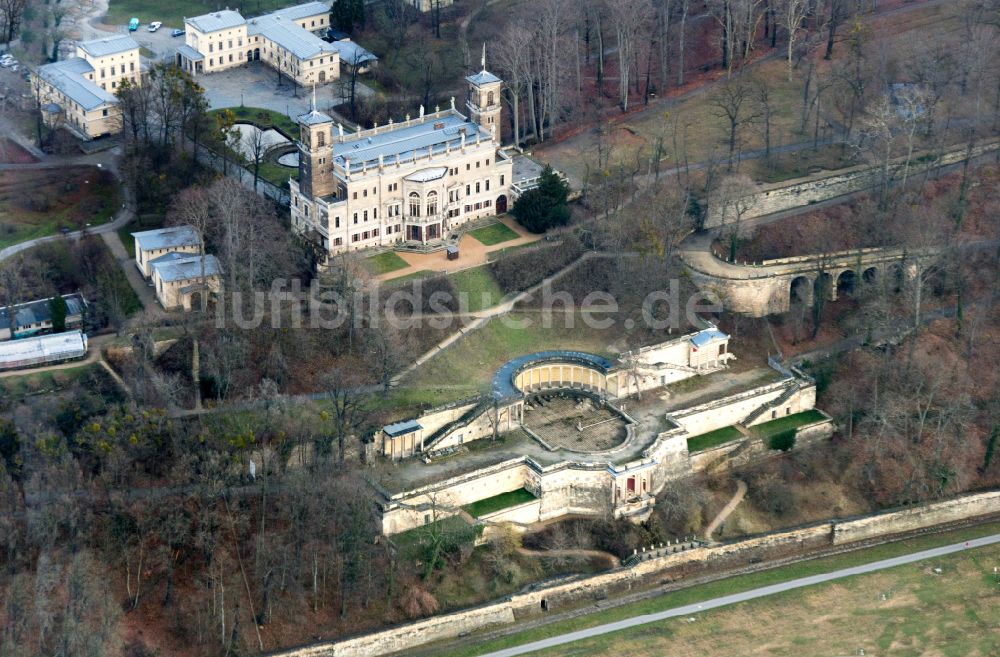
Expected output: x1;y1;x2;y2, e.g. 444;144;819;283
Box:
449;266;504;313
212;106;300;138
686;425;742;453
117;213;164;258
462;488;537;518
401;312;614;398
0;167;120;249
750;409;827;439
468;222;519;246
365;251;411;275
436;520;1000;657
529;539;1000;657
105;0;293;28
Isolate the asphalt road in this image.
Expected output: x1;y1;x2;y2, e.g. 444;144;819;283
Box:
475;533;1000;657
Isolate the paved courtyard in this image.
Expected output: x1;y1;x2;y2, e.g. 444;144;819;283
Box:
199;62;374;115
523;394;628;453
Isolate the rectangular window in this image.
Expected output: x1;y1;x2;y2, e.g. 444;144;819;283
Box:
363;231;369;240
465;184;470;195
335;217;340;228
500;174;505;186
374;208;378;219
363;210;368;221
353;213;358;224
334;237;342;246
373;228;379;237
476;161;480;168
353;192;357;199
363;189;368;197
486;159;491;166
486;180;490;191
466;163;470;170
475;182;480;193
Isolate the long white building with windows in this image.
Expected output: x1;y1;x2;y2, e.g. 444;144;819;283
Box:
176;3;341;87
289;65;511;257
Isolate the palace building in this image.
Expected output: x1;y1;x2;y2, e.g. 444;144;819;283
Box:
176;3;342;87
34;34;142;139
288;60;512;257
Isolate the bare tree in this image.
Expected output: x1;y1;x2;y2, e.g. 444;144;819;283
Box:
609;0;652;112
780;0;811;80
710;74;761;170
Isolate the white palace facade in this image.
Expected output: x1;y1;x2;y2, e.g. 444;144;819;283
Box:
289;66;511;256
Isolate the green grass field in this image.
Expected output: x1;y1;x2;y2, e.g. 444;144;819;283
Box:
750;409;827;439
0;168;121;249
366;251;410;275
105;0;293;28
436;521;1000;657
462;488;537;518
468;222;519;246
401;312;614;400
686;425;743;452
449;266;504;313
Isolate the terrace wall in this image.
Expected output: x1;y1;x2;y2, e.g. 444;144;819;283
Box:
278;489;1000;657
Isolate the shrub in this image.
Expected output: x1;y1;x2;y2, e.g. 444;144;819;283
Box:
769;429;797;452
488;234;584;294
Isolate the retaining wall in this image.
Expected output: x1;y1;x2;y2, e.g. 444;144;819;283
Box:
275;489;1000;657
705;141;1000;227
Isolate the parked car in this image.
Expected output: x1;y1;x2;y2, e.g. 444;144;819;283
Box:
128;17;139;31
148;21;162;32
171;28;185;37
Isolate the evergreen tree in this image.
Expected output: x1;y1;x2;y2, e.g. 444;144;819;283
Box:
511;165;570;233
48;295;68;333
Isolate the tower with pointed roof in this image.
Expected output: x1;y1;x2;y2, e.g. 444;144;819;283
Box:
466;44;502;139
297;89;336;199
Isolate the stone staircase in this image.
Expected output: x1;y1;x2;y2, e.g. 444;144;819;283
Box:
423;398;492;452
740;380;801;427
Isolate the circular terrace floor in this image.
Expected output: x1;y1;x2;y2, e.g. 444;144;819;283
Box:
522;392;629;453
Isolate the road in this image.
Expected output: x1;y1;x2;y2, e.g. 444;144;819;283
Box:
474;532;1000;657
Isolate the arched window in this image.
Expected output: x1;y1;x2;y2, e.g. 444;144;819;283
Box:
316;130;325;146
409;192;421;217
426;191;438;216
487;90;495;106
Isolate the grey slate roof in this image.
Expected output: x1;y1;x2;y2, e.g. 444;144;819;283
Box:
152;255;222;283
331;39;376;66
492;351;614;401
297;108;333;125
176;44;205;62
466;70;501;86
148;251;190;266
132;225;200;251
185;9;246;33
77;34;140;58
269;1;331;22
247;14;338;59
383;419;422;437
690;326;729;348
37;58;117;111
404;166;448;182
0;294;87;332
332;112;489;173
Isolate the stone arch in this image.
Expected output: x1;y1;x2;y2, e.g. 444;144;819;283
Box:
836;270;857;296
815;272;833;301
862;266;878;284
790;275;812;306
888;263;904;292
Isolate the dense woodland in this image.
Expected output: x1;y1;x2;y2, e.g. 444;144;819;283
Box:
0;0;999;655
